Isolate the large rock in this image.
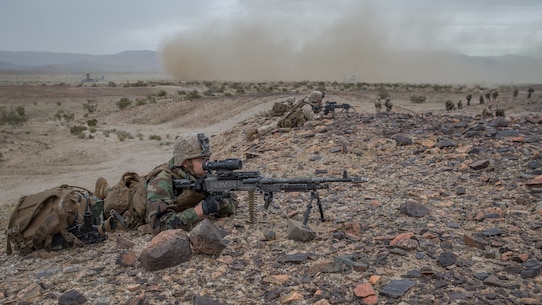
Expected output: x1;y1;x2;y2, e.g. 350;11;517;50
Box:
138;229;192;271
287;219;316;241
188;219;226;256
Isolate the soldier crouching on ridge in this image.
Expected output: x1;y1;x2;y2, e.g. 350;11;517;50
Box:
95;133;238;234
247;90;326;139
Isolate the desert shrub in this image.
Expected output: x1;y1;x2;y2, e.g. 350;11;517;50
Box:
136;133;143;140
177;90;187;95
83;99;98;113
186;90;201;100
116;98;132;110
87;119;98;127
136;98;147;106
70;125;87;136
410;95;427;103
132;81;147;87
149;134;162;141
157;90;167;97
116;130;133;141
54;110;74;122
1;106;28;127
107;81;117;87
89;127;97;134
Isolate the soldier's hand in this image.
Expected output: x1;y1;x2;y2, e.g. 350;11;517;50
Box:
202;195;220;215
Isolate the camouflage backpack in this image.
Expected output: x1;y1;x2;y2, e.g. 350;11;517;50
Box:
6;185;107;254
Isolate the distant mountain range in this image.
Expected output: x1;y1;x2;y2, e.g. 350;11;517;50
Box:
0;50;540;84
0;50;162;73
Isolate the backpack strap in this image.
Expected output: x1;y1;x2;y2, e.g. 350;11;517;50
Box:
5;195;27;254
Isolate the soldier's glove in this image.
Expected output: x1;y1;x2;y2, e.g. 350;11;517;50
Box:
202;195;220;215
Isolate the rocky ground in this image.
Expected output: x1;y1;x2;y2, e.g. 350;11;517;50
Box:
0;77;541;305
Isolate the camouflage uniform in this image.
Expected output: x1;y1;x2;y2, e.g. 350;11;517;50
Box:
445;100;455;111
277;91;324;128
374;99;382;114
145;134;238;232
384;97;393;112
466;94;472;106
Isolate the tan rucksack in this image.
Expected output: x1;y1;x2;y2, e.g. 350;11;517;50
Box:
270;101;293;116
103;165;176;229
6;185;106;254
277;101;312;128
103;172;144;229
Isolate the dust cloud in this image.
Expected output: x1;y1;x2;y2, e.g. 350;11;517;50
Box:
159;2;541;84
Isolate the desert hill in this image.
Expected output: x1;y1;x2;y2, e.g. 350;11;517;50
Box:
0;76;541;304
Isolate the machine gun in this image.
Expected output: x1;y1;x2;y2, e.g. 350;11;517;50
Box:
314;101;353;116
174;159;368;225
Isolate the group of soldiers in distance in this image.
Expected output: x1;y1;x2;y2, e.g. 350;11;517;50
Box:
374;96;393;113
444;86;535;116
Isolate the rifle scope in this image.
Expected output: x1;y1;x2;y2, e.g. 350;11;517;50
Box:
203;158;243;171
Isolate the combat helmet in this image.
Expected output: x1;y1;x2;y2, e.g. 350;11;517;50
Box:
173;133;212;166
308;90;323;103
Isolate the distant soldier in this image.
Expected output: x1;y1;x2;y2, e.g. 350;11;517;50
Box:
479;95;485;104
528;87;535;99
466;94;472;106
491;90;498;102
374;98;382;114
445;100;455;111
457;100;463;109
384;97;393;112
485;92;491;102
513;88;519;100
482;108;493;117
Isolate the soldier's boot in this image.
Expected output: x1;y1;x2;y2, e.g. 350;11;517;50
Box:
94;177;109;200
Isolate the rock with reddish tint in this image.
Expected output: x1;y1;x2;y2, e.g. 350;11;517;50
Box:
116;251;136;266
138;229;192;271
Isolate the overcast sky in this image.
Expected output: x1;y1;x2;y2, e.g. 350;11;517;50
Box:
1;0;540;56
1;0;541;83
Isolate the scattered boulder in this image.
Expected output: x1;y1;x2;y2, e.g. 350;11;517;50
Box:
138;229;192;271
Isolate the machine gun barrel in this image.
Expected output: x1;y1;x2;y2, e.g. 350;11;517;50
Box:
174;159;368;225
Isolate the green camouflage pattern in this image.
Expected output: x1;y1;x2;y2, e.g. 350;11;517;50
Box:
146;158;238;231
